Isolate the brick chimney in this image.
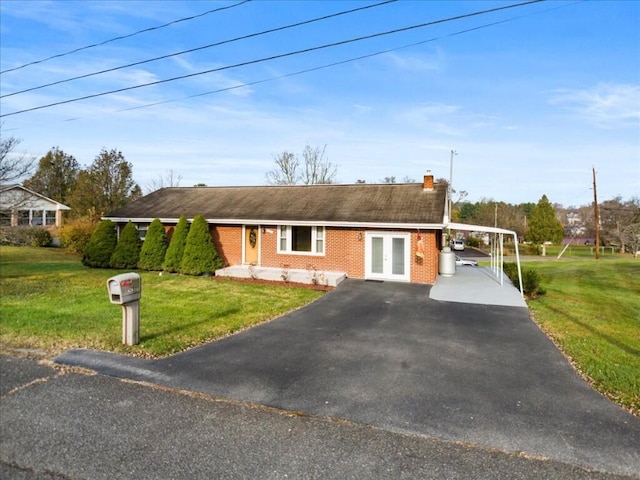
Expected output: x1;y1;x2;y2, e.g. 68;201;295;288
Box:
423;171;434;191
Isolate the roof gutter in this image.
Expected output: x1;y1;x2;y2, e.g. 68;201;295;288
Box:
104;216;445;231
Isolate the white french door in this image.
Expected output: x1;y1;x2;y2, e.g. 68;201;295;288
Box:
365;232;410;282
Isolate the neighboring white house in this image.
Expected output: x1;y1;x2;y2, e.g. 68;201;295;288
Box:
0;184;70;228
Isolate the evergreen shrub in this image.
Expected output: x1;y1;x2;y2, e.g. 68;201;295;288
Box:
163;215;189;273
503;262;545;298
138;218;168;271
110;221;142;269
82;220;117;268
179;214;223;276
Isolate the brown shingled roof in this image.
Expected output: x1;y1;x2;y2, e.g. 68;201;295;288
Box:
105;182;447;226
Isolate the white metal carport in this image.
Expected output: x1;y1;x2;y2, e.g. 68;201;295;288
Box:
446;222;524;298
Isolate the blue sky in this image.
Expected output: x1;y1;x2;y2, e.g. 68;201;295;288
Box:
1;0;638;206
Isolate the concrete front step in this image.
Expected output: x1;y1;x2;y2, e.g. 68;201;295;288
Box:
215;265;347;287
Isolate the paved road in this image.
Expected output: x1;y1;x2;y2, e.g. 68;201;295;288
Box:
1;354;635;480
54;280;640;477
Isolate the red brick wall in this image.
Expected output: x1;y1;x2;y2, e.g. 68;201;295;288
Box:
411;230;438;284
157;222;440;284
259;226;439;285
259;226;366;278
210;225;242;266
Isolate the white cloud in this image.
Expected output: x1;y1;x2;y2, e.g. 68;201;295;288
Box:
383;50;443;73
548;83;640;129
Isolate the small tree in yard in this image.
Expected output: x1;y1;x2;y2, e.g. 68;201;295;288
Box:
82;220;117;268
163;215;189;272
180;215;223;276
526;194;564;245
138;219;168;271
110;222;141;269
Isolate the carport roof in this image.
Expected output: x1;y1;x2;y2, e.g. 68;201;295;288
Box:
105;182;448;227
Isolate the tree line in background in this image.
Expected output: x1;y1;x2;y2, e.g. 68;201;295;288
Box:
2;135;638;255
453;194;640;253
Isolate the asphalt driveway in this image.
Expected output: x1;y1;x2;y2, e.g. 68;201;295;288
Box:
56;279;640;476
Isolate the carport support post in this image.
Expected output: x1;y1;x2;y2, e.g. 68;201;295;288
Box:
122;301;140;346
513;233;524;298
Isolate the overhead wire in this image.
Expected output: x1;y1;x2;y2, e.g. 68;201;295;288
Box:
115;18;526;114
0;0;545;119
0;0;397;99
0;0;252;75
5;17;525;129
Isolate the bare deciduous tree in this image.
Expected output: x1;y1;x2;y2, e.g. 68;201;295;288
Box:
266;151;298;185
266;145;337;185
300;145;337;185
146;169;183;193
622;223;640;258
0;135;34;184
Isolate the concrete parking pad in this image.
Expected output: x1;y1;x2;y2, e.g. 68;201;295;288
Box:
430;266;527;307
56;280;640;477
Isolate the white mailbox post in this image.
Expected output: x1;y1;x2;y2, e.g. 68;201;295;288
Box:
107;273;142;346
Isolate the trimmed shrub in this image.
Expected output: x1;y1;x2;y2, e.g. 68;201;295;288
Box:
138;218;168;271
58;217;96;254
522;269;546;297
179;215;223;276
466;236;481;248
503;262;545;298
82;220;117;268
27;227;52;247
0;227;51;247
110;221;142;269
163;215;189;273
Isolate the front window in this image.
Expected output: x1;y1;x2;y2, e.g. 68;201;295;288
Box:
135;223;149;240
278;226;325;255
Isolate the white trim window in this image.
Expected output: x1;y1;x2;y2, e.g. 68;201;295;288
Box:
278;225;325;255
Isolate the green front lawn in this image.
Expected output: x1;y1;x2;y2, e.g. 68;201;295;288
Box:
525;259;640;414
0;246;324;357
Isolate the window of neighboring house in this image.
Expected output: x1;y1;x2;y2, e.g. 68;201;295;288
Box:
17;210;30;226
0;211;11;226
31;210;44;226
45;210;56;226
278;226;325;255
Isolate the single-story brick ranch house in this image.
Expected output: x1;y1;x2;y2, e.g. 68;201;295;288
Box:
105;173;450;285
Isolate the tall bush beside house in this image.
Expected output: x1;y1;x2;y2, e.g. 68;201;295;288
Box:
179;214;223;276
110;221;142;269
59;217;96;254
82;220;117;268
163;215;189;273
138;218;168;271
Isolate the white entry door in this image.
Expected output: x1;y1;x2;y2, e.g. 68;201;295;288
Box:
365;232;410;282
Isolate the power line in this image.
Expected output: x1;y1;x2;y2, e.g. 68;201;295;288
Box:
117;18;530;112
48;1;578;124
0;0;252;75
3;11;550;130
0;0;397;99
0;0;545;119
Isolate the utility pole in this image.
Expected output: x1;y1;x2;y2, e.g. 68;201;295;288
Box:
448;150;457;224
593;167;600;260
